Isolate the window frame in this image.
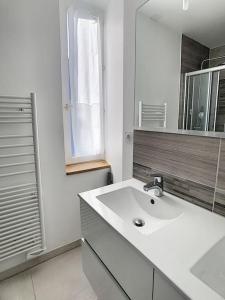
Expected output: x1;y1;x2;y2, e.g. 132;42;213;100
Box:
62;4;105;165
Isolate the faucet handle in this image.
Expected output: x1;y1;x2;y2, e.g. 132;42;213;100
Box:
150;174;163;183
150;173;162;177
143;174;164;196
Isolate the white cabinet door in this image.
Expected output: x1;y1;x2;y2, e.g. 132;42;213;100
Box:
153;271;188;300
80;199;153;300
82;240;130;300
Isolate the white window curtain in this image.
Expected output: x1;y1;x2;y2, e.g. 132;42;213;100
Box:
67;8;104;162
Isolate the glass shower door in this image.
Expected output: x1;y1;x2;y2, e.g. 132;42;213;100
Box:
185;72;212;131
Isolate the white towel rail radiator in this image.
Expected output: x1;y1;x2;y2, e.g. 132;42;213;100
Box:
0;93;45;262
138;101;167;128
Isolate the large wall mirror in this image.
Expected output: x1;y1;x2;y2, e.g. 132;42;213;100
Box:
135;0;225;133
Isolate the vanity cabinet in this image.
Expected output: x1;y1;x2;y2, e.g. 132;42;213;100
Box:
80;199;154;300
80;198;188;300
153;271;188;300
82;240;129;300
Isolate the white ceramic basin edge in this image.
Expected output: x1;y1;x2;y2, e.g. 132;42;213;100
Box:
97;186;184;235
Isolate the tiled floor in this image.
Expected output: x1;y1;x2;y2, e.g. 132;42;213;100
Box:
0;247;97;300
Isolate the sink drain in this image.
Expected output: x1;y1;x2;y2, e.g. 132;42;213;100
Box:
133;218;145;227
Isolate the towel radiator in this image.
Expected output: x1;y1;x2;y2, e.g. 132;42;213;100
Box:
0;93;45;262
138;101;167;128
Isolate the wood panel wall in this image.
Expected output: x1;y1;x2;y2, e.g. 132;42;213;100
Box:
133;130;225;216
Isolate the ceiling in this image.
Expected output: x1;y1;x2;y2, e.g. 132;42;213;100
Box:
140;0;225;48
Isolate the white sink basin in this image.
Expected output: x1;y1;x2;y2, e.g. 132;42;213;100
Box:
97;187;183;235
191;236;225;299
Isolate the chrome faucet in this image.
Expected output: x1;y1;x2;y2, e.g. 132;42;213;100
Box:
143;174;164;197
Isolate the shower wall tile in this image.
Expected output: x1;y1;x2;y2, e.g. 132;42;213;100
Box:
133;130;225;213
133;131;220;188
181;35;209;73
214;189;225;217
217;139;225;190
214;140;225;216
133;130;225;216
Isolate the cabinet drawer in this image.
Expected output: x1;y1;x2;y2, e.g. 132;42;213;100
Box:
82;240;130;300
80;199;153;300
153;271;189;300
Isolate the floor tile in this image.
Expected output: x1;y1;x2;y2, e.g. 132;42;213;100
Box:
0;247;97;300
31;247;97;300
0;271;35;300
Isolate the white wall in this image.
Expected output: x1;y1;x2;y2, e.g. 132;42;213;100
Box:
104;0;124;182
104;0;147;181
135;12;182;130
0;0;152;272
123;0;147;180
0;0;108;272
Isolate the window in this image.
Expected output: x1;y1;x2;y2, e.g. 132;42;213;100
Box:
64;7;104;164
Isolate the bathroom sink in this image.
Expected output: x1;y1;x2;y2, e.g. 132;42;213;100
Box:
191;236;225;298
97;187;183;235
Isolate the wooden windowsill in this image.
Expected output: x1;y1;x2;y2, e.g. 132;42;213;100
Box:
66;160;110;175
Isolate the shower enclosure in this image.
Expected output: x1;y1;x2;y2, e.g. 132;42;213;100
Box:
183;65;225;132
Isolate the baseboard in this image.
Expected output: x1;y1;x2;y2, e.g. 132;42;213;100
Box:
0;239;81;282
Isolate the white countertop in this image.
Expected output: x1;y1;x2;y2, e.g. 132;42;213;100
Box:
80;178;225;300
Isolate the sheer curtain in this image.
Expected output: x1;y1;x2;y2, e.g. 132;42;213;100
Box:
67;8;104;162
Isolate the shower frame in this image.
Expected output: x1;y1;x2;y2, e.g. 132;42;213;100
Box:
183;64;225;131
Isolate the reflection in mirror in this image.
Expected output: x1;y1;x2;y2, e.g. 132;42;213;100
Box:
135;0;225;132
